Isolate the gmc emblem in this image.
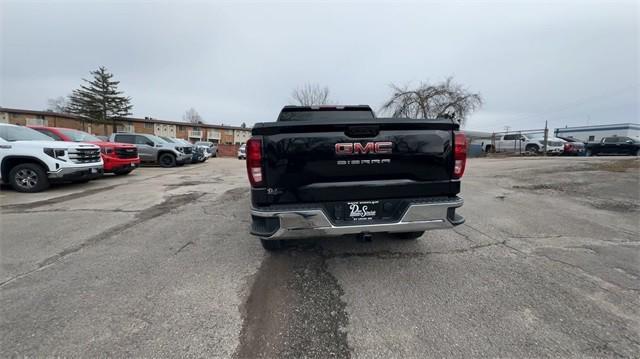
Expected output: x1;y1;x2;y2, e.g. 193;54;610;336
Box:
335;142;393;155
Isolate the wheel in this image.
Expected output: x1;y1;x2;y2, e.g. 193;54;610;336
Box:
525;144;539;155
586;149;593;157
485;145;493;153
260;238;285;250
113;168;133;176
393;231;424;240
8;163;50;193
158;153;176;167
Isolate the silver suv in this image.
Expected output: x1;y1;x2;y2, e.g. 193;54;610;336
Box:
109;133;190;167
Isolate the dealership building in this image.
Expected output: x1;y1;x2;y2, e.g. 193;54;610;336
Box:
554;123;640;142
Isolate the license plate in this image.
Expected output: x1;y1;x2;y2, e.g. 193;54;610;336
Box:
90;168;97;173
346;200;380;222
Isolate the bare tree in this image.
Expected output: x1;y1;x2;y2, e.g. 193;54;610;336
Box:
183;108;203;124
46;96;69;113
380;77;482;127
291;83;331;106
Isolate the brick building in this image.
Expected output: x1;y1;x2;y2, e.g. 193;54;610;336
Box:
0;107;253;155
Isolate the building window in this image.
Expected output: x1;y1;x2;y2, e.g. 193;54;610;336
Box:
25;117;48;126
178;126;186;131
588;135;595;141
144;122;154;129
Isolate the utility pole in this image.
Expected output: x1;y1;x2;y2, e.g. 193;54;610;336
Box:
543;120;548;157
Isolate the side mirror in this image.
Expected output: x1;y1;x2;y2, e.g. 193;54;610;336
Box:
521;138;526;142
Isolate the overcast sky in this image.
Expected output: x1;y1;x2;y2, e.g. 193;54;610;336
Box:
1;0;638;131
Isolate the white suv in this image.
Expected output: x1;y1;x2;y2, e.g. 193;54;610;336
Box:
485;133;565;155
0;123;103;192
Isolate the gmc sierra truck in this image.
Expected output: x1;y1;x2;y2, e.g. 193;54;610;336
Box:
247;105;467;250
29;126;140;175
585;136;640;156
0;123;103;192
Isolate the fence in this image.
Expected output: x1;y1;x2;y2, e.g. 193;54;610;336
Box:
485;128;550;155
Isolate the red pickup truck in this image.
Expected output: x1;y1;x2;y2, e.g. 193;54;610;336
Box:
28;126;140;175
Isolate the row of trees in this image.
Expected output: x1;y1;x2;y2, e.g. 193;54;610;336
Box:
291;79;482;127
49;67;482;130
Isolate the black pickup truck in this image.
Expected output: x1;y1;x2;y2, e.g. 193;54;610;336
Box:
246;105;467;250
585;136;640;156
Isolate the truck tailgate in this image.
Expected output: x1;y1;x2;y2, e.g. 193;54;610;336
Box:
252;118;459;205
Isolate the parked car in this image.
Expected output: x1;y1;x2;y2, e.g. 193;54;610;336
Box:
557;136;586;156
109;133;190;167
0;123;103;192
247;105;466;250
586;136;640;156
485;133;565;155
29;126;140;175
159;136;194;164
238;143;246;159
171;138;208;163
95;135;109;141
195;141;217;157
184;140;209;162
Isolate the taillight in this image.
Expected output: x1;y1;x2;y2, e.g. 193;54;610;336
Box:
246;138;263;187
453;131;467;179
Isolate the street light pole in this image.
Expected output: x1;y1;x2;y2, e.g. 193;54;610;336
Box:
543;120;548;157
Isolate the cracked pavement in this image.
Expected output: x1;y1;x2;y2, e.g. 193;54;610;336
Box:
1;157;639;357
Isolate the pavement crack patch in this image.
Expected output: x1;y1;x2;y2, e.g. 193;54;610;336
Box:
1;184;121;211
4;208;141;214
326;241;507;259
235;247;351;359
534;252;640;293
0;192;205;289
174;241;194;255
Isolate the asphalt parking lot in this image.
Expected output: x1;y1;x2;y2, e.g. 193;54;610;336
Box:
1;157;639;357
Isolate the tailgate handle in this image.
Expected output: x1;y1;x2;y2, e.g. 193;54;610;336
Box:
345;125;380;138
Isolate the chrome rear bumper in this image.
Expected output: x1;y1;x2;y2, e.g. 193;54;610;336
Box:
251;197;464;240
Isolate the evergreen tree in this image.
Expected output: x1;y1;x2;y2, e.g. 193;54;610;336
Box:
67;66;133;132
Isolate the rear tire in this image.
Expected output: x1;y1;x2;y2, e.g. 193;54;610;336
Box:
393;231;424;240
159;153;176;168
525;144;539;155
8;163;50;193
260;238;285;251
